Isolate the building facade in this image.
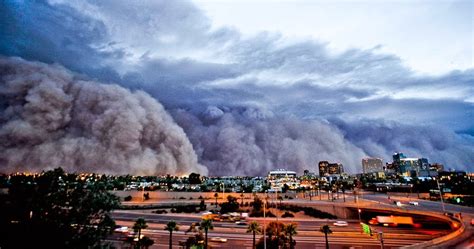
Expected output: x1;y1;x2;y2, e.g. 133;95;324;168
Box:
267;169;299;192
361;157;384;173
318;161;344;176
392;152;432;177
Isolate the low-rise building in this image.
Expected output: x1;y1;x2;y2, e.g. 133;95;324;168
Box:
267;169;299;192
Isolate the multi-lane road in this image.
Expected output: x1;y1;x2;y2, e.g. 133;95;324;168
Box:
358;191;474;248
109;208;450;249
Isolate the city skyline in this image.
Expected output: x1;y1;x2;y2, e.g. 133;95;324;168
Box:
0;0;473;176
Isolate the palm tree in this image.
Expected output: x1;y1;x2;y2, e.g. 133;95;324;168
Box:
214;192;219;208
200;218;213;249
285;223;298;249
164;221;179;249
133;218;148;247
185;222;199;235
277;195;283;206
266;221;285;247
320;225;332;249
246;221;262;249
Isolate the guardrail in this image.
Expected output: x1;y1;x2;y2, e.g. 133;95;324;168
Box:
295;201;466;248
355;206;466;249
400;215;465;249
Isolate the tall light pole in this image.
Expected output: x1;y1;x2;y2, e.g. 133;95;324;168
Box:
221;182;225;202
275;189;279;223
264;191;267;249
436;179;446;213
357;189;363;234
378;231;384;249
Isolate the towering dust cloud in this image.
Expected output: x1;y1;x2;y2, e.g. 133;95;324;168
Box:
172;107;367;176
0;57;207;175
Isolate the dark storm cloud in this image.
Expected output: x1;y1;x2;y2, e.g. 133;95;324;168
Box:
1;0;473;174
172;107;367;176
332;119;474;171
0;56;207;175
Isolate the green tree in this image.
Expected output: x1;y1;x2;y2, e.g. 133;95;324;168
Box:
266;221;286;248
140;236;155;249
277;195;283;206
285;223;298;249
133;218;148;247
246;221;261;249
200;218;213;249
252;196;263;211
189;173;202;185
199;199;206;211
320;225;332;249
220;195;240;213
282;184;290;193
164;221;179;249
0;168;120;248
256;221;287;249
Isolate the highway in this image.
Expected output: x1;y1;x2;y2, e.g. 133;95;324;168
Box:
358;191;474;248
109;209;449;249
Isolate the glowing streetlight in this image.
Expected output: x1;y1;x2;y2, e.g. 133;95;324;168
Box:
263;191;268;249
436;179;446;213
221;182;225;203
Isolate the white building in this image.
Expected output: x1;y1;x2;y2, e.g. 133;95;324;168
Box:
267;169;300;192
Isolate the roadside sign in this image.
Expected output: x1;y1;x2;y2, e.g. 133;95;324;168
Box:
361;223;371;235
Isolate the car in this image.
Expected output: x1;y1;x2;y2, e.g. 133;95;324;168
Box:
333;221;348;226
235;221;248;226
114;226;129;233
394;201;403;207
408;201;419;206
210;237;228;243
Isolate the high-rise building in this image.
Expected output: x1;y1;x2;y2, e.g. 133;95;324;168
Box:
430;163;444;172
318;161;329;176
361;157;384;173
318;161;344;176
392;152;431;177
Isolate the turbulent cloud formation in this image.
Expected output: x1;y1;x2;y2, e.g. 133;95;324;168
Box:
173;107;474;175
333;119;474;171
0;57;207;175
173;107;366;176
0;0;472;174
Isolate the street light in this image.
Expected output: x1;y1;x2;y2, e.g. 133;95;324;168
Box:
221;182;225;202
436;179;446;213
378;231;384;249
358;208;362;224
263;191;268;249
275;188;279;223
357;200;363;234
